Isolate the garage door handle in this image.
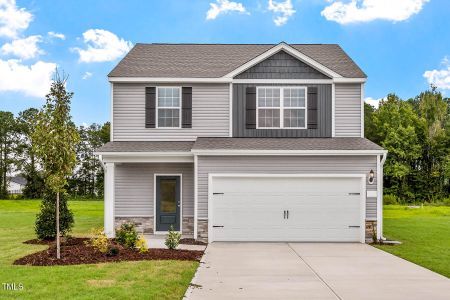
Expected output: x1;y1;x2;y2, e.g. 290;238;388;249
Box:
287;210;289;219
213;225;224;228
348;225;360;228
213;192;224;195
283;210;286;219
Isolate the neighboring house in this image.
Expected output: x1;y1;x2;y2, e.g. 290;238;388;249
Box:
7;176;27;195
96;42;387;243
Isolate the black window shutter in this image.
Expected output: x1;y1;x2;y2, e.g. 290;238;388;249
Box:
246;87;257;129
145;87;156;128
182;87;192;128
307;87;318;129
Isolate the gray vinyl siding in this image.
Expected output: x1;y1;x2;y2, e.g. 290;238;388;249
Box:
233;84;332;137
197;155;377;220
335;84;362;137
114;163;194;217
235;51;330;79
113;83;229;141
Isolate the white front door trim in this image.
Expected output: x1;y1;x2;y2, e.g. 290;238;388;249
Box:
207;173;366;244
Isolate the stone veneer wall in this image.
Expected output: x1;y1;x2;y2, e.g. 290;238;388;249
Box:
115;216;195;236
182;217;194;237
197;220;208;242
115;217;154;234
365;220;377;242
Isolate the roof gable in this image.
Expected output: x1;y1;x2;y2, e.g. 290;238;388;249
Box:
234;50;331;80
108;43;366;79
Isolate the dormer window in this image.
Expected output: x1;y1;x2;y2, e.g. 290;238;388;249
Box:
256;87;307;129
157;87;181;128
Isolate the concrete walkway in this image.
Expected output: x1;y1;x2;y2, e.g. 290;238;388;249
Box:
144;235;206;251
186;243;450;300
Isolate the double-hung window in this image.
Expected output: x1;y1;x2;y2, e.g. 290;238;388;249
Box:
256;87;307;129
157;87;181;128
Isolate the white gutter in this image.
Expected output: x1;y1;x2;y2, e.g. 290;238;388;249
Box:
98;154;106;170
380;151;388;241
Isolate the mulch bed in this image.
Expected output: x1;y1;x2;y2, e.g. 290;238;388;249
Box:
179;238;207;246
15;238;204;266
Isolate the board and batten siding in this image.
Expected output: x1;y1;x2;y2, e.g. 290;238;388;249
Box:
233;84;332;137
234;50;330;80
335;83;362;137
113;83;229;141
114;163;194;217
197;155;378;220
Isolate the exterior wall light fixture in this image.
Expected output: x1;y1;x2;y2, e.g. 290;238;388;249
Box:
368;169;375;185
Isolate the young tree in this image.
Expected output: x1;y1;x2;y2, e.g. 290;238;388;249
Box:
32;70;80;258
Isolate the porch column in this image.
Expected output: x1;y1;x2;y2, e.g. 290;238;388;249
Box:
104;162;115;238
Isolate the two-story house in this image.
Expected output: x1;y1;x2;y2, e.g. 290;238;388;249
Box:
96;42;387;243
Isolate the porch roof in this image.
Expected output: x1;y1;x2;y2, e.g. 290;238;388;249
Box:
96;141;194;153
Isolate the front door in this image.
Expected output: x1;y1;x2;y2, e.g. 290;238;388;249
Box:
156;175;181;231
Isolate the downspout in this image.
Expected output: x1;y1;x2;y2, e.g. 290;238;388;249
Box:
380;152;388;240
98;154;106;170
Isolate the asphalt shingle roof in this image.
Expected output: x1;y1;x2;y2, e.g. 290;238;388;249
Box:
96;138;383;153
192;137;383;151
108;43;366;78
96;141;194;153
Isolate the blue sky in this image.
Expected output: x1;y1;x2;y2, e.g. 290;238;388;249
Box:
0;0;449;125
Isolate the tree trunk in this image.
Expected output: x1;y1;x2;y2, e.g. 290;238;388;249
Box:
56;191;60;259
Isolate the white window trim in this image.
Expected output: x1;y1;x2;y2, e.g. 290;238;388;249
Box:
156;86;182;129
256;86;308;130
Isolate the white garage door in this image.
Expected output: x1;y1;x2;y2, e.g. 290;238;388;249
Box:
210;176;364;242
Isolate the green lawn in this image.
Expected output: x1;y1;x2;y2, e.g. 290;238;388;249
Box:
0;200;198;300
375;205;450;278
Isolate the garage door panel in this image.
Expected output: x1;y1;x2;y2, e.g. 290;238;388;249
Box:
211;176;363;242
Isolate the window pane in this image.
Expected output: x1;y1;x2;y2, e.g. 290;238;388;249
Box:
284;88;305;107
258;88;281;108
284;109;305;128
258;109;280;128
158;108;180;127
158;87;180;107
160;179;176;213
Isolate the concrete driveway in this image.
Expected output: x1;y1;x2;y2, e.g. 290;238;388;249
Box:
186;243;450;300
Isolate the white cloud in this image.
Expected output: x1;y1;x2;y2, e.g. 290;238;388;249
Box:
82;71;92;80
423;57;450;90
73;29;133;63
206;0;248;20
1;35;43;59
365;96;385;109
321;0;429;24
0;59;56;97
268;0;296;26
47;31;65;40
0;0;33;38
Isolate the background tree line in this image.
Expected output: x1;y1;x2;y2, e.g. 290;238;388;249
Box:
0;108;109;199
365;86;450;203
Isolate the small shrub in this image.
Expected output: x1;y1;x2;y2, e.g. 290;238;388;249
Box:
35;190;74;240
383;194;398;205
88;228;110;254
115;222;139;249
107;247;119;257
165;226;181;250
135;237;148;253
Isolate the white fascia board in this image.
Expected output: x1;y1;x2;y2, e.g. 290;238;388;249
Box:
191;150;388;156
232;79;333;84
334;77;366;83
108;77;231;83
223;43;343;79
96;152;194;163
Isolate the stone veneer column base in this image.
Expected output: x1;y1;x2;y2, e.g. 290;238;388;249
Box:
365;220;377;243
182;217;194;237
115;217;154;234
197;219;208;243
